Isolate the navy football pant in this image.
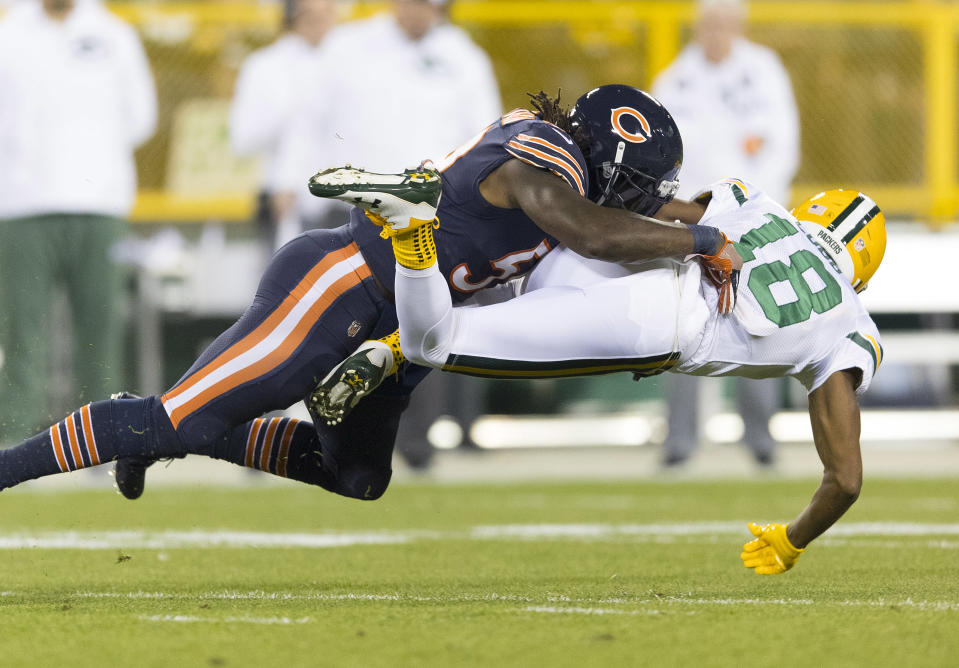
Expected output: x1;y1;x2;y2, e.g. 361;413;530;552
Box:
0;228;421;499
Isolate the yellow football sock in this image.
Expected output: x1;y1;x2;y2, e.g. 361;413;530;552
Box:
378;329;405;374
388;221;437;270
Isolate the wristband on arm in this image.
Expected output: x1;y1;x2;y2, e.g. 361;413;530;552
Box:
689;224;723;256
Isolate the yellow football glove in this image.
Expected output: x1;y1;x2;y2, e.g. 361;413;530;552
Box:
740;522;804;575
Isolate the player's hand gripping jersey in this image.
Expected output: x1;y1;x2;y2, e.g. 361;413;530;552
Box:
347;109;589;303
675;179;883;395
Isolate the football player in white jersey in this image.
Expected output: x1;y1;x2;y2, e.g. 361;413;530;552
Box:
383;180;886;575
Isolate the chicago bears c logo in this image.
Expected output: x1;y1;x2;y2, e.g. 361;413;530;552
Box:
610;106;651;143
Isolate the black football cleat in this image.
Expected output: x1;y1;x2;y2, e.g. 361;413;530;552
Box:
109;392;184;500
109;392;155;500
113;455;156;500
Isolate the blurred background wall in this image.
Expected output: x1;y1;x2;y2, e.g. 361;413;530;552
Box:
84;0;955;224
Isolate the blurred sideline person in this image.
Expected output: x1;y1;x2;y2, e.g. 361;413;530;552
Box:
0;0;156;442
300;0;502;171
276;0;501;229
381;179;885;575
651;0;800;468
229;0;343;250
280;0;503;469
0;87;739;511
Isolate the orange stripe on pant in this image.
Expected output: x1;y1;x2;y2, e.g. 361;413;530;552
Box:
49;426;68;472
168;268;369;428
162;244;359;408
80;404;100;466
162;245;370;429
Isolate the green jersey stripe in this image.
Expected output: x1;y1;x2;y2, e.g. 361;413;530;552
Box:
443;351;680;379
846;331;879;372
728;183;747;206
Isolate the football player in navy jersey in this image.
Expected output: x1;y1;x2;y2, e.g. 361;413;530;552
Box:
311;86;740;423
0;85;740;504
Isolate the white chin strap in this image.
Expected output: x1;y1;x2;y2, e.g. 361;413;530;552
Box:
596;142;629;206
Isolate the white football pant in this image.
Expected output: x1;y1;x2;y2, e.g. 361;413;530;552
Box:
394;247;709;379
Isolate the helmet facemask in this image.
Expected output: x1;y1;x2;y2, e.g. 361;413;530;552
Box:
594;142;680;216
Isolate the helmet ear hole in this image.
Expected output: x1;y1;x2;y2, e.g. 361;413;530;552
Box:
792;189;886;290
569;84;683;214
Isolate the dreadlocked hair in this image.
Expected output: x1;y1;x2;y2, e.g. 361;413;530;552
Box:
527;90;589;152
527;90;569;128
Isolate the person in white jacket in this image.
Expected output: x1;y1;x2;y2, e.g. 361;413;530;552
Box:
0;0;156;441
229;0;342;248
651;0;800;468
318;0;502;172
275;0;502;235
277;0;502;468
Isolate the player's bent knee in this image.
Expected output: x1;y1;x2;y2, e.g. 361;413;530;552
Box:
403;328;449;370
404;348;441;369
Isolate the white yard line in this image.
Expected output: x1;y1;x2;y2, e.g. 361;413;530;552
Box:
819;538;959;549
2;522;959;550
69;590;959;610
837;599;959;612
77;591;539;603
0;529;416;550
139;615;311;625
524;597;959;615
524;606;652;616
48;591;956;616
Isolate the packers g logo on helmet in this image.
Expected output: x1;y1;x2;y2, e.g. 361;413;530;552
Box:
792;189;886;293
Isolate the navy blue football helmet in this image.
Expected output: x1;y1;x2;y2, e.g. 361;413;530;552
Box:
568;84;683;216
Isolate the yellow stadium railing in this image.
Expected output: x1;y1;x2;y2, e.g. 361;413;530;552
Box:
3;2;955;224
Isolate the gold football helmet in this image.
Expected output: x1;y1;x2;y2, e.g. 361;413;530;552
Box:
792;189;886;293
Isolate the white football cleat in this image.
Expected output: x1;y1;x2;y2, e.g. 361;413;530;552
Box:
309;165;442;235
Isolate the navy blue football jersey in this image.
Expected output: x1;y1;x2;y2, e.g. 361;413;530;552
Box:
349;109;590;303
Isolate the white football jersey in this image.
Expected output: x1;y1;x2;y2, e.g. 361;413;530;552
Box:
403;178;883;393
677;179;883;395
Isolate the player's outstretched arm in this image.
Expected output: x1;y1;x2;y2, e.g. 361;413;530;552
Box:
791;369;863;544
481;159;735;264
741;369;862;574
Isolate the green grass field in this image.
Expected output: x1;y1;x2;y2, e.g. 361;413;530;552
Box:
2;477;957;667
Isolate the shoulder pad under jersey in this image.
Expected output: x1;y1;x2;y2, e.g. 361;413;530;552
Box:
501;111;588;198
